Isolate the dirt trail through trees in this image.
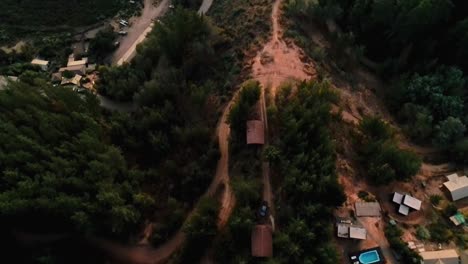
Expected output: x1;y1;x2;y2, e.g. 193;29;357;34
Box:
92;57;237;264
251;0;314;215
251;0;313;97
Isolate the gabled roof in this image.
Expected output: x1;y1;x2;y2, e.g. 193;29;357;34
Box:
59;65;86;75
403;195;422;210
246;120;265;145
251;225;272;257
420;249;459;264
444;174;468;192
61;74;82;86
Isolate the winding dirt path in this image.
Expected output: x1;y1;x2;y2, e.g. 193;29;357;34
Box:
92;75;236;264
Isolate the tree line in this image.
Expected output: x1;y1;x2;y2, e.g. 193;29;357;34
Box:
286;0;468;165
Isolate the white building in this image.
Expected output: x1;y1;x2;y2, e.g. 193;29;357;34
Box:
31;59;49;71
67;57;88;67
443;173;468;201
419;249;460;264
392;192;422;216
0;75;18;90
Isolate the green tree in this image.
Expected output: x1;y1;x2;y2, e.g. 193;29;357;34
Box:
433;117;466;147
89;26;118;62
227;80;261;142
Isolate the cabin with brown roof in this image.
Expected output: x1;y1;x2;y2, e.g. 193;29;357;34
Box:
251;225;272;257
246;120;265;145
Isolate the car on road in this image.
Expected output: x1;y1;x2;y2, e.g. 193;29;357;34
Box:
114;41;120;47
118;31;128;36
259;201;269;217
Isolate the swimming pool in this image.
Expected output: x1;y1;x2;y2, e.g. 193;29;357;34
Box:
359;250;380;264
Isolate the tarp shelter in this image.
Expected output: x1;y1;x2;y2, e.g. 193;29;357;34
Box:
449;212;466;226
246;120;265;145
355;202;381;217
443;173;468;201
251;225;272;257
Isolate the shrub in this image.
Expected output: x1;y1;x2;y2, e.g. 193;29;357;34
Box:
428;222;453;243
430;195;442;206
416;226;430;241
385;224;421;263
433;117;466;148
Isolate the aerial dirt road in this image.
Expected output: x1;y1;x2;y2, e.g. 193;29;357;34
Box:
112;0;169;65
251;0;312;216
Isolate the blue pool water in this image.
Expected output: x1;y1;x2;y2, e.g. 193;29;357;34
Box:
359;250;380;264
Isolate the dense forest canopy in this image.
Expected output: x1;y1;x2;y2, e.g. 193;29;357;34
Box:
273;81;346;263
0;0;122;28
309;0;468;72
0;83;150;237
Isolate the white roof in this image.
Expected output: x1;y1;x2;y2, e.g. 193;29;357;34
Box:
420;249;459;264
393;192;404;204
337;224;349;238
444;174;468;201
398;204;410;215
444;174;468;192
349;226;366;240
67;58;88;67
31;59;49;65
403;195;422;210
446;173;460;182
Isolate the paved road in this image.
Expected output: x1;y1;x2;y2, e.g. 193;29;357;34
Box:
198;0;213;14
113;0;169;65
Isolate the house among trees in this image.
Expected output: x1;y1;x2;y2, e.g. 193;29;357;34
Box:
251;225;272;257
0;76;18;90
392;192;422;216
419;249;460;264
443;173;468;201
31;59;49;71
246;120;264;145
60;74;82;86
59;65;87;76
